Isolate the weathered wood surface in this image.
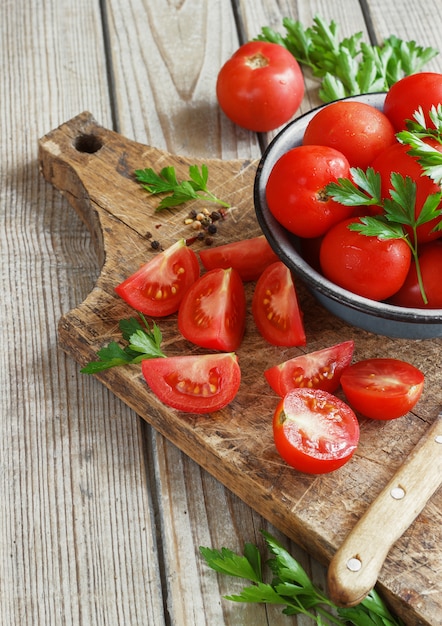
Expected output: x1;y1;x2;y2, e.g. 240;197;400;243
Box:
2;0;441;624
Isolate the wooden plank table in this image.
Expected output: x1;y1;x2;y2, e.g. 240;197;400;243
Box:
1;1;441;625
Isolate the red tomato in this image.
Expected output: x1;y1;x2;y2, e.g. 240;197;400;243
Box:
265;145;354;238
265;340;354;397
252;261;306;347
302;101;397;169
370;141;442;244
216;41;304;132
141;353;241;414
320;218;411;300
178;267;246;351
198;235;279;282
273;388;359;474
340;358;425;420
389;240;442;308
115;239;200;316
383;72;442;131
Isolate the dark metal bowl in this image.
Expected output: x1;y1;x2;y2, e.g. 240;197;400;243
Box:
254;93;442;339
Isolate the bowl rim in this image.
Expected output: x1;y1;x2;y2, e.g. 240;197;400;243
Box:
254;93;442;325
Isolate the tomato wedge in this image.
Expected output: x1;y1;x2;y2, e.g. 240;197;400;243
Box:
273;388;359;474
178;267;246;351
265;341;354;397
252;261;306;346
115;239;200;316
340;358;425;420
141;353;241;413
198;235;279;281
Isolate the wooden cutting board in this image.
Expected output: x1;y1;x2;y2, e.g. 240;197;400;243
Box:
38;112;442;626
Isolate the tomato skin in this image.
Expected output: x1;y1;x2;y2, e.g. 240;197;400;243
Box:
216;41;304;132
265;340;354;397
252;261;306;347
320;218;411;300
266;145;354;238
302;101;396;169
198;235;279;282
273;388;359;474
178;267;246;351
115;239;200;317
388;240;442;308
340;358;424;420
383;72;442;131
141;353;241;414
370;141;442;245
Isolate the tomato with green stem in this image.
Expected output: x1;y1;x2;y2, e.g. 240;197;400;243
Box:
115;239;200;317
141;353;241;413
273;388;359;474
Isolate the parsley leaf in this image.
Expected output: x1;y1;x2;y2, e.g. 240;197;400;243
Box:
134;164;230;211
81;314;166;374
255;15;439;102
397;105;442;185
200;531;405;625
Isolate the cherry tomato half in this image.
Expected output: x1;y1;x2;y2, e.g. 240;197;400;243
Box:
273;388;359;474
115;239;200;317
265;340;354;397
216;41;304;132
198;235;279;282
340;358;425;420
383;72;442;131
178;267;246;351
141;353;241;414
389;240;442;308
266;145;353;238
252;261;306;347
302;100;396;169
319;218;411;300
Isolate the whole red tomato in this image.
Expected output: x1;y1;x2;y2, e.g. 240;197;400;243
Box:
302;100;397;169
216;41;304;132
266;145;354;238
320;218;412;300
383;72;442;131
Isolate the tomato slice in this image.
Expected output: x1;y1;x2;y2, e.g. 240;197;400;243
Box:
273;388;359;474
178;267;246;351
141;353;241;413
115;239;200;317
252;261;306;346
198;235;279;281
340;358;425;420
265;341;354;397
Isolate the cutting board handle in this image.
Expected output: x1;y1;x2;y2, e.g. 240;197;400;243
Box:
327;414;442;607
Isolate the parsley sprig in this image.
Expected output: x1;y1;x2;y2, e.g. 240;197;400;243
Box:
255;15;439;102
81;315;166;374
200;531;404;625
134;164;230;211
397;105;442;185
326;167;442;305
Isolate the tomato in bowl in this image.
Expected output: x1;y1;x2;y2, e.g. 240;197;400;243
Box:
253;93;442;339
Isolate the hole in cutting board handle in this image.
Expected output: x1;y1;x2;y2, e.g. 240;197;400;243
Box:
74;133;103;154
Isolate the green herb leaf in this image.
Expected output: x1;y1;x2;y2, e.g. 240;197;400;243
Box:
198;545;262;583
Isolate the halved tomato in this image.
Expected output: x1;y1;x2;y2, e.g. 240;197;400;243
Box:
141;353;241;413
273;388;359;474
252;261;306;346
265;340;354;397
115;239;200;316
198;235;279;281
340;358;425;420
178;267;246;351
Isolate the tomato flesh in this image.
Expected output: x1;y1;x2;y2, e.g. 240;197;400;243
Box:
115;239;200;316
340;358;425;420
273;388;359;474
178;267;246;351
252;261;306;347
265;340;354;397
198;235;279;282
141;353;241;413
